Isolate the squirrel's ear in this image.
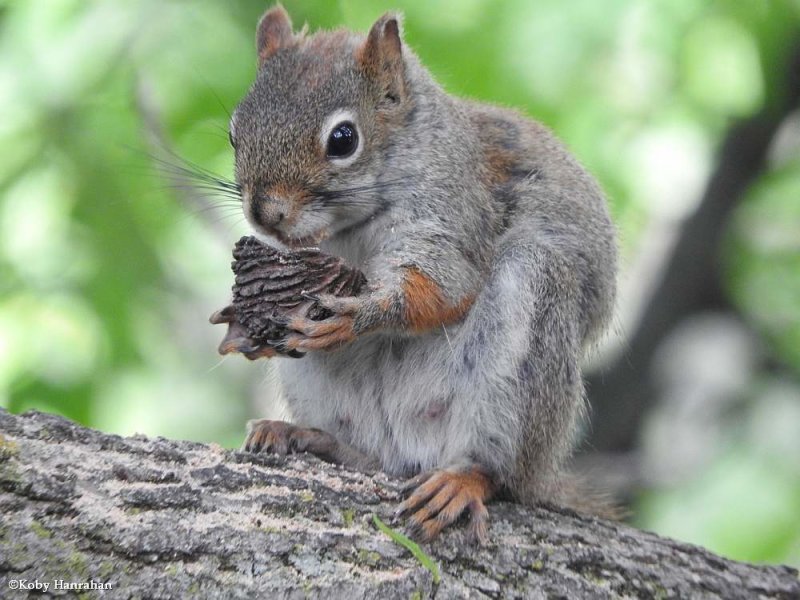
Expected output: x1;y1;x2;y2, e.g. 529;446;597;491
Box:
256;4;294;66
357;13;406;102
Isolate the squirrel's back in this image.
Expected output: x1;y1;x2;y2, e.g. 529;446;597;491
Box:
460;101;617;342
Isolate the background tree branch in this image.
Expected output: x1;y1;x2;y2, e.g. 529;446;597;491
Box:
586;45;800;454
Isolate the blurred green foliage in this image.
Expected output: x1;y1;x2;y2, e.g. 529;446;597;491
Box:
0;0;798;567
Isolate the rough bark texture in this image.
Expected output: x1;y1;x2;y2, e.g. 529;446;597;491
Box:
0;409;797;599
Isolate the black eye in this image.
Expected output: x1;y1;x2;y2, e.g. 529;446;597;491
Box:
228;130;236;149
326;122;358;158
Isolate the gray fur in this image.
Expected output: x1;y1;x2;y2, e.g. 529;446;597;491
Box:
233;9;617;508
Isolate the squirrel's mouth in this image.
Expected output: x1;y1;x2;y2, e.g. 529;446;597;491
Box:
269;227;330;249
244;205;329;249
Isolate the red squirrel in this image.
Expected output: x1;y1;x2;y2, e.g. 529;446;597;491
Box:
222;6;617;542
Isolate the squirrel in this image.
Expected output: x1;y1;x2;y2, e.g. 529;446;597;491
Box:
223;5;618;543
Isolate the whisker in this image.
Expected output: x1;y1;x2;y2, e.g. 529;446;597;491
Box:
155;186;241;206
152;160;239;192
312;177;407;200
172;205;243;229
182;203;242;217
136;146;240;192
208;88;233;122
186;203;242;218
161;182;241;199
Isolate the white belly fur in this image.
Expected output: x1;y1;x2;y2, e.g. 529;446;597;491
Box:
277;328;463;477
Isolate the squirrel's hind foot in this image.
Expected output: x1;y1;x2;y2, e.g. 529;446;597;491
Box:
396;466;495;544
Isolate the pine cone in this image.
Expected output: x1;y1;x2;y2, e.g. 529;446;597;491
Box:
210;236;366;358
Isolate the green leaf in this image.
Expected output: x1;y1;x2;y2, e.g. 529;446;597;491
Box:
372;514;441;584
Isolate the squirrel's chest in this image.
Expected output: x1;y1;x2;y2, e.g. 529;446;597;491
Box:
277;331;459;474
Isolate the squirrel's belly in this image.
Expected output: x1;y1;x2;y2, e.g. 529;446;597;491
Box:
277;331;463;476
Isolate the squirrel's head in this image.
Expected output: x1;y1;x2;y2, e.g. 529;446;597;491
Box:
231;5;412;248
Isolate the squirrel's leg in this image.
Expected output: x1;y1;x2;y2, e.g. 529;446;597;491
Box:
243;419;379;473
280;266;477;351
398;238;587;541
455;236;586;508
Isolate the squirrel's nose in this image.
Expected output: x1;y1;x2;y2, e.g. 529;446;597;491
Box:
265;208;285;226
255;195;289;228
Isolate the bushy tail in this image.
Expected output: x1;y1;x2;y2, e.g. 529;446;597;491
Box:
551;472;627;521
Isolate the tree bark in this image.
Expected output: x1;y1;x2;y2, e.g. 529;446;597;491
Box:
0;408;797;599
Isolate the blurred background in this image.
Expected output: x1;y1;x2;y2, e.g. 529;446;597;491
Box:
1;0;798;567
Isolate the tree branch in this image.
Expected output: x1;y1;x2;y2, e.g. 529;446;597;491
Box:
1;409;797;598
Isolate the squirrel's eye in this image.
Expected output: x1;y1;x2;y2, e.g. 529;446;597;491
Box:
326;122;358;158
228;130;236;149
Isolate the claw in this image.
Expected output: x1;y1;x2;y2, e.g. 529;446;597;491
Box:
265;338;289;352
270;314;291;327
237;341;261;354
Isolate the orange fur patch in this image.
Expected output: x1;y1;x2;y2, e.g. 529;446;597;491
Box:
483;145;516;187
267;184;311;203
402;267;474;332
471;114;517;187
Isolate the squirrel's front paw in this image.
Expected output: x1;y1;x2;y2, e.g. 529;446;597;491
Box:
273;293;368;352
275;314;356;352
243;419;338;458
396;467;495;544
